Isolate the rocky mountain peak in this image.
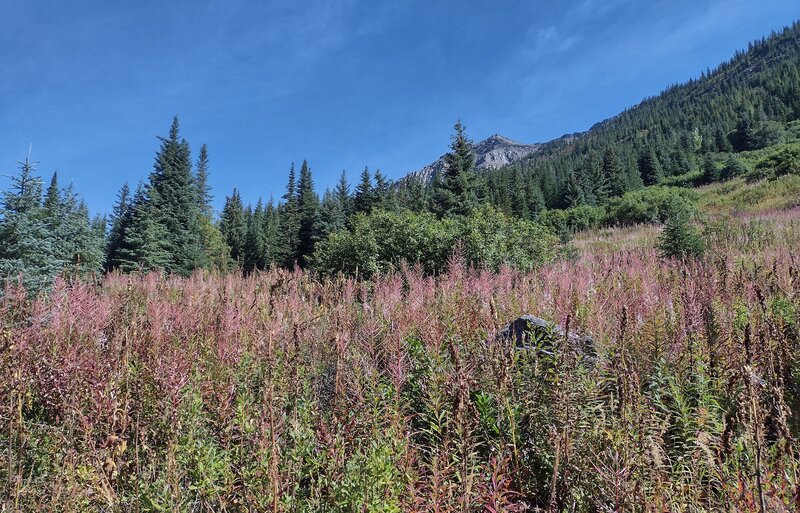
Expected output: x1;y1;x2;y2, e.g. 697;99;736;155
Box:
400;134;541;185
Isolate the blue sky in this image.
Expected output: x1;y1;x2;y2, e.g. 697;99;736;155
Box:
0;0;796;215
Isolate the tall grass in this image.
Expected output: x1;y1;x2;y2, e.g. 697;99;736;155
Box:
1;215;799;511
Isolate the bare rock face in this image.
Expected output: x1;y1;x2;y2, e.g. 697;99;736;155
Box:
401;134;541;186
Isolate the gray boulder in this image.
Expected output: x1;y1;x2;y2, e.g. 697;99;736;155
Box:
499;314;596;361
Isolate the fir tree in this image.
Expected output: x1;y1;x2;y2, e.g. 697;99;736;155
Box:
243;202;266;273
720;154;747;180
373;169;395;211
701;155;720;184
319;188;346;239
565;171;586;207
117;183;171;273
334;170;352;219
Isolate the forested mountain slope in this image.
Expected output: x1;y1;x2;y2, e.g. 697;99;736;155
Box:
467;22;800;216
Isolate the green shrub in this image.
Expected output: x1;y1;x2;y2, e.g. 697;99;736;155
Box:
757;145;800;177
604;187;697;227
313;206;557;277
539;205;605;237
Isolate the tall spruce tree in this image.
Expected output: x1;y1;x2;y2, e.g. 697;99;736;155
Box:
146;117;203;275
118;182;171;273
0;156;60;292
334;171;352;219
243;202;266;273
277;164;301;267
353;167;375;215
603;147;627;198
219;189;247;265
296;160;320;266
105;183;133;271
195;144;213;217
319;188;347;238
433;120;479;217
373;169;395;211
638;148;665;186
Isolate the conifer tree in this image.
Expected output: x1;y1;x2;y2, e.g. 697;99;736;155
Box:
657;203;705;260
105;183;133;271
261;197;280;267
334;170;352;219
219;189;247;265
638;148;664;186
603;147;627;198
397;176;429;212
373;169;395;211
195;143;213;217
117;183;171;273
701;155;720;184
43;172;60;216
296;160;320;266
721;154;747;180
525;180;546;220
0;156;60;292
146;117;203;275
433;120;479;217
243;202;266;273
277;164;301;267
353;166;375;215
565;170;586;207
319;188;347;238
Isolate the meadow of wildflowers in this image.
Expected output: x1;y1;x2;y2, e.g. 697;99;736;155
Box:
2;213;799;512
